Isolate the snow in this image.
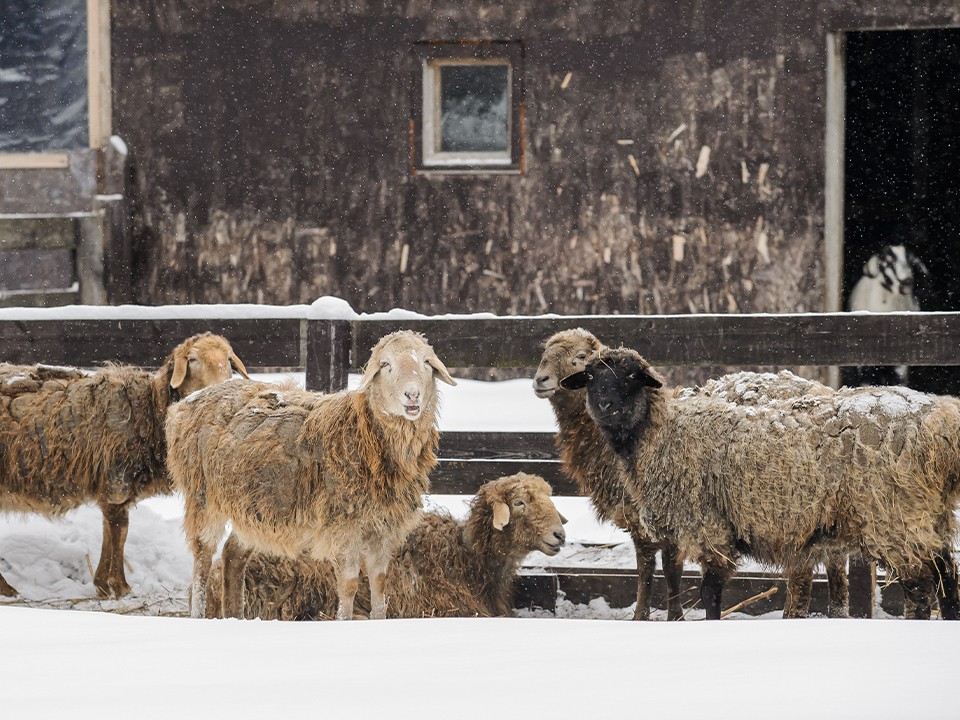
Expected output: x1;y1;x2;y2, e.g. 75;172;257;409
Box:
1;358;958;718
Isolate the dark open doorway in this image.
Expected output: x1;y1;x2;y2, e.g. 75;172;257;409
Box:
843;28;960;393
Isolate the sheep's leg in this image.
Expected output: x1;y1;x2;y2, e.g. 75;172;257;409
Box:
900;565;934;619
825;555;849;618
631;534;657;621
221;534;252;619
94;502;131;598
932;549;959;621
189;536;216;619
0;572;17;597
783;564;813;619
362;546;392;620
660;541;685;621
333;552;361;620
701;560;733;620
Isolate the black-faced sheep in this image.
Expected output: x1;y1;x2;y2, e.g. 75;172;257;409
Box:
166;330;456;620
0;333;248;598
205;473;567;620
534;329;684;621
563;348;960;620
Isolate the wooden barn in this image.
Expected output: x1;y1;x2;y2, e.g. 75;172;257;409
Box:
1;2;959;356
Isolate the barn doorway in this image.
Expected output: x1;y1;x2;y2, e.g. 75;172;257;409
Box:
842;28;960;393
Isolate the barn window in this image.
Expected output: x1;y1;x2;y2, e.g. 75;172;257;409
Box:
412;41;524;174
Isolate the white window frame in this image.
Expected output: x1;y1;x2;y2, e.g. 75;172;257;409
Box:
421;57;513;168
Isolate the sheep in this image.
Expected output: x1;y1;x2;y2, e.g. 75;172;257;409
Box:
696;371;849;618
534;329;685;621
166;330;457;621
204;472;567;620
562;347;960;620
0;333;248;598
847;244;928;386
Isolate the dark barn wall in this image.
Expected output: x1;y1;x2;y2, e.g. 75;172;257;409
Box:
111;0;960;314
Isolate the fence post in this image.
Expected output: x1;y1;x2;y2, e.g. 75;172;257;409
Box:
306;319;351;392
848;556;875;618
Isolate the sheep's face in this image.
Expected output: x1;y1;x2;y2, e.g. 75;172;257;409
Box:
358;331;456;421
533;329;602;399
480;473;567;556
863;244;928;295
560;349;662;454
169;333;249;397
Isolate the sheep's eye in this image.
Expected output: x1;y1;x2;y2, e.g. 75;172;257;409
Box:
380;361;391;370
575;352;588;361
188;357;199;365
628;372;638;380
513;499;525;508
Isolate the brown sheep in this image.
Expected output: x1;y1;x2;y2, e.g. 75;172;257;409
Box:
0;333;248;598
563;347;960;620
534;329;684;621
167;330;456;620
205;473;567;620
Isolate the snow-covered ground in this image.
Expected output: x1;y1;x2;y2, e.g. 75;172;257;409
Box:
2;370;959;718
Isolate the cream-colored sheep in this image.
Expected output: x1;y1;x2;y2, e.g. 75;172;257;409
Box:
205;473;566;620
0;333;248;598
564;348;960;620
166;330;456;620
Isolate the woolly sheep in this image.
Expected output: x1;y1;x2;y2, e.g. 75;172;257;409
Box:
0;333;248;598
205;473;567;619
562;348;960;620
696;371;849;618
534;329;684;620
166;330;456;620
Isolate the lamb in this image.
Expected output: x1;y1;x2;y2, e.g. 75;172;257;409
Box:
0;333;248;598
534;329;684;621
204;472;567;620
166;330;456;620
562;347;960;620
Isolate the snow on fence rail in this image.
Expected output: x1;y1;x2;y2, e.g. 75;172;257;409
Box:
2;306;958;616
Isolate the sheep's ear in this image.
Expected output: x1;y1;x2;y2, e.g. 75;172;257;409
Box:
636;369;663;389
170;354;188;389
909;251;929;277
427;355;457;386
863;255;881;278
230;353;250;379
357;361;381;393
559;371;589;390
492;501;510;530
559;512;569;525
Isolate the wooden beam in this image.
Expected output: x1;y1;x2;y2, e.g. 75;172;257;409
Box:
0;154;70;170
430;459;575;495
0;217;78;251
351;313;960;368
438;431;557;460
305;319;351;391
87;0;112;148
0;318;303;368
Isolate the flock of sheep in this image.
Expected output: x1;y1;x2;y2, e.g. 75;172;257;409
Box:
0;325;957;621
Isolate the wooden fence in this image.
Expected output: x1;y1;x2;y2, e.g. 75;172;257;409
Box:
2;308;959;616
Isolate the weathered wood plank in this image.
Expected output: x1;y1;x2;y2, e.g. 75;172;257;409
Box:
305;319;351;391
438;431;557;460
0;318;303;368
351;313;960;368
430;459;576;495
0;288;80;309
0;217;78;251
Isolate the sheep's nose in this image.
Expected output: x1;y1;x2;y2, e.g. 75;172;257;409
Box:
553;529;566;544
404;389;420;402
597;400;611;412
535;374;550;385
